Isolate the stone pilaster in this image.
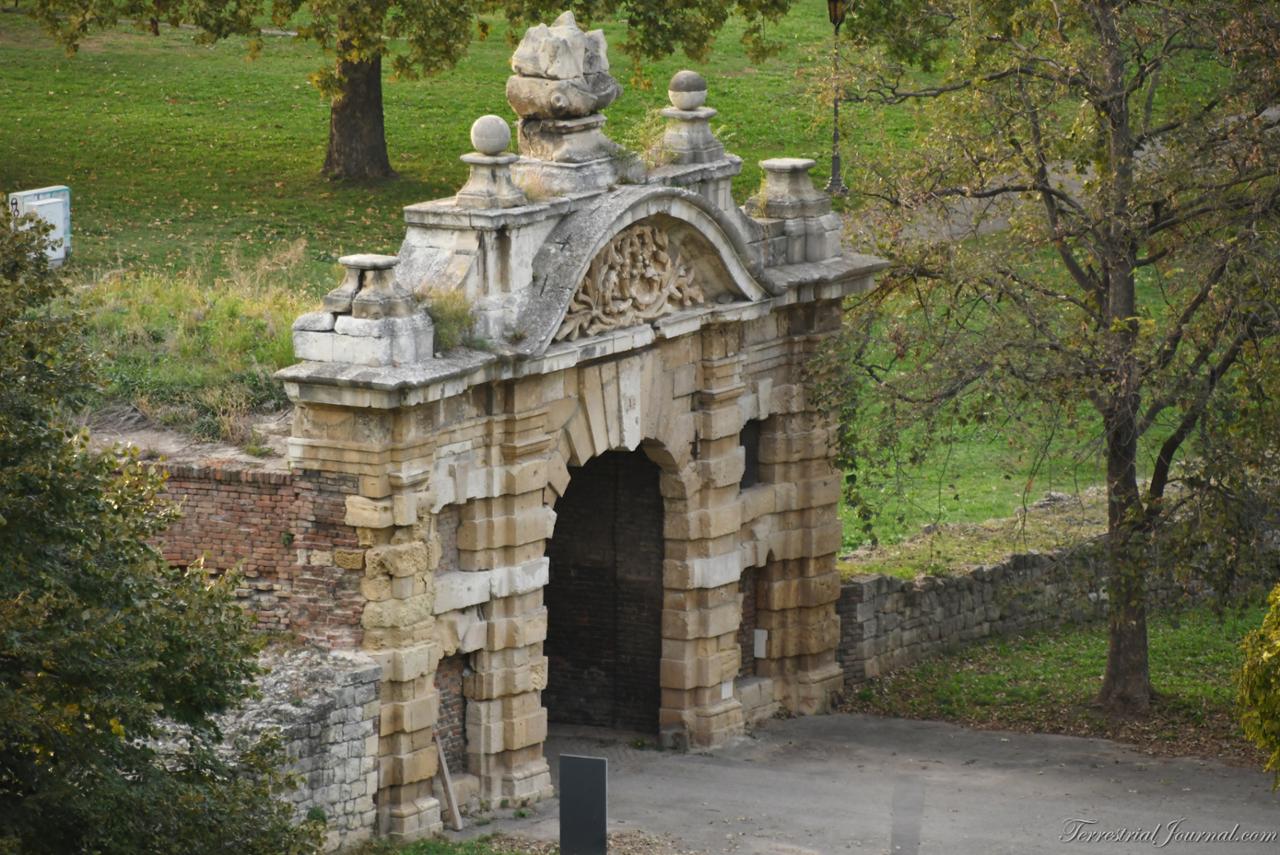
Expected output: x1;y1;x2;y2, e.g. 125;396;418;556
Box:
654;322;751;748
753;408;844;713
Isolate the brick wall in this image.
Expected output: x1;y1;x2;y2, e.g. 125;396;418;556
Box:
544;450;663;733
155;463;362;647
434;654;468;774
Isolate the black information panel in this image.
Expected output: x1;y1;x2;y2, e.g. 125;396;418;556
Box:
559;754;608;854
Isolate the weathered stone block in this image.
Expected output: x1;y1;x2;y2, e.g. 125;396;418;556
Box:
335;548;366;571
346;496;395;529
434;570;491;613
367;542;431;579
661;601;739;640
380;745;438;787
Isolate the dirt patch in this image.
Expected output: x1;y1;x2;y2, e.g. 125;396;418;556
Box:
83;403;291;470
839;695;1265;770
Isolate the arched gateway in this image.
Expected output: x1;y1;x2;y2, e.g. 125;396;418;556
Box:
276;11;885;843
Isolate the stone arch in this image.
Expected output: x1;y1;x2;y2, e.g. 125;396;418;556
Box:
511;185;772;358
543;448;668;733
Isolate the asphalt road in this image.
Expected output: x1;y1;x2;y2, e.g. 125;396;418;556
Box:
461;714;1280;855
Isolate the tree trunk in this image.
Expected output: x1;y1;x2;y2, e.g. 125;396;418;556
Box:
1100;566;1152;714
323;53;395;181
1098;401;1154;714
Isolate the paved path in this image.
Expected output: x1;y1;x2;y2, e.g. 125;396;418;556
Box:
458;714;1280;854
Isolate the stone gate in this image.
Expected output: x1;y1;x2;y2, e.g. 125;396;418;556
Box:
273;12;884;842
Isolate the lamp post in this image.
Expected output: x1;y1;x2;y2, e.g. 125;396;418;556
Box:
825;0;849;197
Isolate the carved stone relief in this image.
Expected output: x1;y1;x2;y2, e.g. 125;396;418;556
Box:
555;224;705;342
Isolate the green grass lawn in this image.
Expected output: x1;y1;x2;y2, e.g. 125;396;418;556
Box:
839;415;1112;550
840;487;1108;580
844;604;1268;764
0;7;911;280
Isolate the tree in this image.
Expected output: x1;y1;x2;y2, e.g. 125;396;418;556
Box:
29;0;794;180
0;210;319;854
826;0;1280;714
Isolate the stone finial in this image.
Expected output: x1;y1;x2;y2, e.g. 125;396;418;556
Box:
749;159;831;219
323;254;406;317
455;116;528;209
658;70;723;166
667;70;707;111
505;11;631;195
506;11;620;121
470;114;512;156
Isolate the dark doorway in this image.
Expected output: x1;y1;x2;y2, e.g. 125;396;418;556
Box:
543;450;664;733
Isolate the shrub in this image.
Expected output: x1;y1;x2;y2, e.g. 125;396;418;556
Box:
1239;583;1280;787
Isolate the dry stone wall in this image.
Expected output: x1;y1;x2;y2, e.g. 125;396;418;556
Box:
836;547;1166;682
218;647;381;853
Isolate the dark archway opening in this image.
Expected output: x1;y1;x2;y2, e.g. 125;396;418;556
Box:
543;449;664;733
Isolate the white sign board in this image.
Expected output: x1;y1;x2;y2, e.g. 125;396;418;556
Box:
8;186;72;267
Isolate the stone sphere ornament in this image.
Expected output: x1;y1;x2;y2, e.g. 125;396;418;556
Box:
470;115;512;156
668;70;708;110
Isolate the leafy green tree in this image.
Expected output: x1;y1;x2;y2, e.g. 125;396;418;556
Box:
825;0;1280;713
0;210;319;854
29;0;792;179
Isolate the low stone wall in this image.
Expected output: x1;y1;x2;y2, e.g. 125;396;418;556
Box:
837;548;1113;681
221;647;382;853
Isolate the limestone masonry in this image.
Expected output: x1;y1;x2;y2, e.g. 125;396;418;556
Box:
165;12;886;844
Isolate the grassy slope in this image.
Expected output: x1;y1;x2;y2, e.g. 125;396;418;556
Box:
841;488;1108;580
0;8;1146;546
839;414;1113;549
845;604;1267;764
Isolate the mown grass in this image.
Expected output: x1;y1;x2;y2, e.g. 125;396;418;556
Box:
838;415;1112;550
844;604;1268;764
